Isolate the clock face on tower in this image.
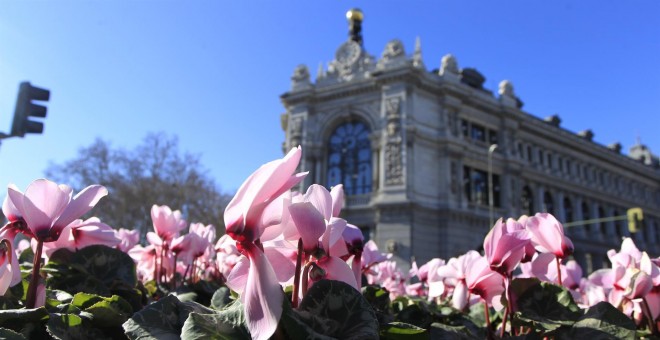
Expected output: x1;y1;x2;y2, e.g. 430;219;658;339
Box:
335;41;362;67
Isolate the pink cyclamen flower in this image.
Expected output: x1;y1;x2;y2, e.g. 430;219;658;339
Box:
151;205;187;242
526;213;574;259
171;233;208;265
483;218;531;276
0;239;16;295
362;240;390;274
116;228;140;253
224;146;306;340
43;217;121;257
189;223;216;244
6;179;107;242
437;251;504;310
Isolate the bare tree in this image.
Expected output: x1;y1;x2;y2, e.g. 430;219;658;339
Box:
46;132;231;240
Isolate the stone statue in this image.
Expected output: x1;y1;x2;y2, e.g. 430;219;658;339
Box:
291;64;312;90
382;39;405;60
498;80;515;98
440;54;458;75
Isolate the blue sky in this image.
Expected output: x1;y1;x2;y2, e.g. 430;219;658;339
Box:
1;1;659;197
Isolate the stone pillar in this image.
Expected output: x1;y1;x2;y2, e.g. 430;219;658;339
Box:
572;197;587;239
556;191;566;222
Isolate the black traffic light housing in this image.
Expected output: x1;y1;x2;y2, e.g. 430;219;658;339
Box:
10;82;50;137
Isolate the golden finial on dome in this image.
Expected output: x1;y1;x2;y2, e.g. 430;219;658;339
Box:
346;8;364;45
346;8;364;22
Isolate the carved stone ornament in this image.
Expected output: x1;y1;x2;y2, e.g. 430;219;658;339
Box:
382;39;404;60
498;80;515;98
336;41;362;67
440;54;459;75
384;97;403;186
291;64;312;90
376;39;408;70
289;117;303;148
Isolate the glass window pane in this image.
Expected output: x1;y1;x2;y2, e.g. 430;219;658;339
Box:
327;122;372;195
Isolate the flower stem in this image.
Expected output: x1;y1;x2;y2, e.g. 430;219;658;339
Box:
500;304;509;338
642;297;657;335
292;239;303;308
506;273;516;336
483;300;493;340
301;261;313;297
26;240;43;309
556;257;563;286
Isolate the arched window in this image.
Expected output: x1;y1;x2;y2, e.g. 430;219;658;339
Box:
521;186;533;216
564;197;573;222
543;191;554;215
327;121;372;195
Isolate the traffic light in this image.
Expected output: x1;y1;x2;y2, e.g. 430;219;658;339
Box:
10;82;50;137
627;207;643;233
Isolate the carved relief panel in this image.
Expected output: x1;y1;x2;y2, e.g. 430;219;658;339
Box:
384;97;404;186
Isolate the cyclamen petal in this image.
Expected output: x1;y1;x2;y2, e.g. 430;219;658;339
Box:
2;193;22;222
330;184;344;217
264;247;296;284
53;185;108;232
21;180;71;239
527;213;573;258
322;217;347;254
0;240;15;296
303;184;333;221
242;243;283;340
225;147;305;240
288;202;326;252
452;281;469;310
315;256;359;289
484;218;530;275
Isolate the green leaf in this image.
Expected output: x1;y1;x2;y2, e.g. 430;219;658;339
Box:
564;301;636;339
467;301;487;328
291;279;379;340
395;304;433;329
123;294;214;340
0;327;27;340
85;295;133;327
210;286;232;310
7;277;28;303
512;279;580;332
362;285;391;312
46;245;137;295
380;322;429;340
362;285;393;325
174;291;198;303
71;293;104;310
280;301;336;340
181;312;250;340
70;245;138;288
18;247;34;266
46;312;114;340
0;307;48;325
429;323;476;340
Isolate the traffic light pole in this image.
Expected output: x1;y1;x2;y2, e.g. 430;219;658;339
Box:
563;207;644;233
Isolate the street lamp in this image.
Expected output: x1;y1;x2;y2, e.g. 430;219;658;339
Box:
488;144;498;226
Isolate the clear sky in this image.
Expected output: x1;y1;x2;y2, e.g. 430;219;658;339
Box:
1;1;659;197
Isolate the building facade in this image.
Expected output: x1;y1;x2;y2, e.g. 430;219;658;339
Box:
280;10;660;272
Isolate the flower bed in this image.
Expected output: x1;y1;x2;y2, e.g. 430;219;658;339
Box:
0;147;657;339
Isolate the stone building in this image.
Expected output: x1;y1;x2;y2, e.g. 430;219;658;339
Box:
280;9;660;272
